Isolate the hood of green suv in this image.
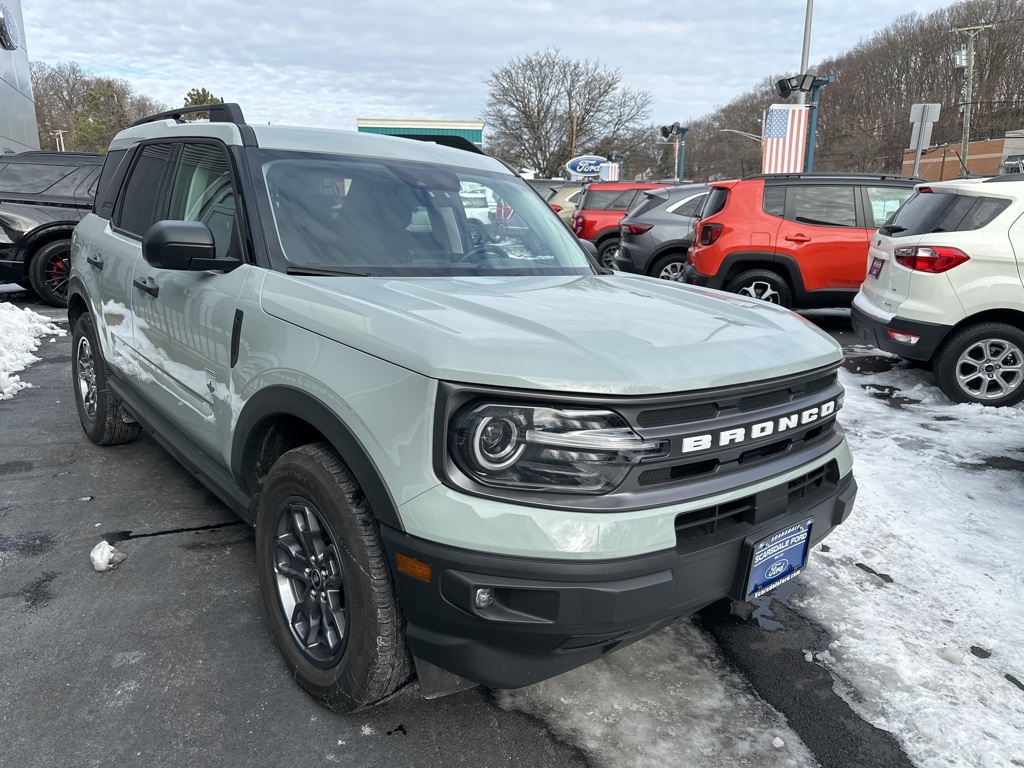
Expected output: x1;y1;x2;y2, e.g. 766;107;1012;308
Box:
260;273;842;394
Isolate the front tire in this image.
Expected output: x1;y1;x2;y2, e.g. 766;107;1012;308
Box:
933;322;1024;406
71;313;143;446
725;269;793;308
256;443;412;712
29;239;72;308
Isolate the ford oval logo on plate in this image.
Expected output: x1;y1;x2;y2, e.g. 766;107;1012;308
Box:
765;559;789;579
565;155;606;176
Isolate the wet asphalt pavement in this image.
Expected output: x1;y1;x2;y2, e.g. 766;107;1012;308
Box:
1;292;912;768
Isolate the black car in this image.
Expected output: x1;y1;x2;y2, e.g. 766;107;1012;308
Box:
612;184;708;279
0;151;103;306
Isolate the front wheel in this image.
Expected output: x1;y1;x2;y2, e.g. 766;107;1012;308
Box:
725;269;793;308
29;239;72;308
933;322;1024;406
256;443;412;712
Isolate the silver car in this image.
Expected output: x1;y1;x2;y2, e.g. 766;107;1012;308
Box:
613;184;708;279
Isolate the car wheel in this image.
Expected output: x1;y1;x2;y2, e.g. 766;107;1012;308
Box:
650;253;688;282
597;239;620;269
934;322;1024;406
29;239;72;308
72;313;143;446
468;220;486;247
725;269;793;308
256;443;413;712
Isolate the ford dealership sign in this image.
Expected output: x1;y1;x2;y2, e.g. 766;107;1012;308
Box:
565;155;606;176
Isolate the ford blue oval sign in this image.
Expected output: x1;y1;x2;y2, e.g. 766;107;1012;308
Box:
565;155;606;176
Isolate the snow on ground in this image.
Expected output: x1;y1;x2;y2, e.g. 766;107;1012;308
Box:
0;300;66;399
502;347;1024;768
792;348;1024;768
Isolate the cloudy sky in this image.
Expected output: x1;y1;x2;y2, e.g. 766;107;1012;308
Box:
23;0;952;131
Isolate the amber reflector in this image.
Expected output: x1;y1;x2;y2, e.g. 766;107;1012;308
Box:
396;553;432;582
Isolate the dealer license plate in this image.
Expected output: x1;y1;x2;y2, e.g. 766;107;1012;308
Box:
868;257;883;278
745;518;813;600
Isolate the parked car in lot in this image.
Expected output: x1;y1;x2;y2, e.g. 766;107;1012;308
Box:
852;174;1024;406
612;184;708;279
684;173;918;308
0;151;103;306
546;181;586;225
69;103;857;712
571;181;670;267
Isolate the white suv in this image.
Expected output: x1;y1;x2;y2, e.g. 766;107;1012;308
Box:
851;174;1024;406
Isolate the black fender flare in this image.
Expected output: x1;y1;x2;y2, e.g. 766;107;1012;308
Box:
232;386;403;530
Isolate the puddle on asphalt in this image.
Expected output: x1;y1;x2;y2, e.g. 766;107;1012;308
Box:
842;355;900;375
959;455;1024;473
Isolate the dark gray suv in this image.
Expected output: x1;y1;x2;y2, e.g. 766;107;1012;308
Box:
612;184;707;279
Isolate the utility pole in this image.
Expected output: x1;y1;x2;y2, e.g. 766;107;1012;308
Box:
956;24;993;175
797;0;814;106
52;130;67;152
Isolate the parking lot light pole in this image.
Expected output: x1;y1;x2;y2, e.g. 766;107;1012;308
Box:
804;76;835;172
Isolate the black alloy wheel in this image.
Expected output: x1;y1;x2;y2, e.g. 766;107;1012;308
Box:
272;498;348;667
29;239;72;308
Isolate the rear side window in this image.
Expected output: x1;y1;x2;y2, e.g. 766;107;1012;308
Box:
792;186;857;228
886;192;1010;237
762;186;786;217
702;187;729;219
116;144;173;236
0;162;78;193
669;193;707;218
629;193;663;218
94;149;131;219
865;186;915;228
581;189;640;210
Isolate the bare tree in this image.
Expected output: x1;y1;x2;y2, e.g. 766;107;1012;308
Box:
483;49;653;177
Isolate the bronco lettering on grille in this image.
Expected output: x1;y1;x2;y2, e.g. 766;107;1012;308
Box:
678;399;837;455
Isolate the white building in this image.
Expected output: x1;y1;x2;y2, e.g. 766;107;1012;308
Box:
0;1;39;153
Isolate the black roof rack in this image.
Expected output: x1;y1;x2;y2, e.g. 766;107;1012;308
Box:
983;173;1024;183
393;134;485;155
746;172;924;182
131;103;246;127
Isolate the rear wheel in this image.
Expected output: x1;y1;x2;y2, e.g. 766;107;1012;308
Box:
725;269;793;308
650;253;688;282
71;313;143;445
468;220;486;247
29;239;72;308
597;238;620;269
934;322;1024;406
256;443;412;712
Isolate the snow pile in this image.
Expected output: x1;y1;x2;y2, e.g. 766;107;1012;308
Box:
496;620;816;768
0;302;66;399
792;349;1024;767
90;540;127;571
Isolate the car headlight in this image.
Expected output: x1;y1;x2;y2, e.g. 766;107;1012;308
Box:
449;403;667;494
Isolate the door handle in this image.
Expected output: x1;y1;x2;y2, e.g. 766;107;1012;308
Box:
785;234;811;243
86;254;104;270
132;276;159;298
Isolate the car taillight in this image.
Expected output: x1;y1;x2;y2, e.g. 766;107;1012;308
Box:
893;246;969;273
700;223;723;245
621;224;652;235
495;202;514;221
551;204;563;213
573;216;584;234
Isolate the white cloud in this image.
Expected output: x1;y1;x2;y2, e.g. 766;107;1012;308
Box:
22;0;951;130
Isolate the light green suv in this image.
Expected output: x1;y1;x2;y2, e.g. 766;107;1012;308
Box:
68;104;857;712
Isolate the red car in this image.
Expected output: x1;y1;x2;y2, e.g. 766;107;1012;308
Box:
571;181;669;267
683;174;918;308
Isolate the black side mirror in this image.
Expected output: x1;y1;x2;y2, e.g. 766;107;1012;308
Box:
142;220;239;272
578;239;598;258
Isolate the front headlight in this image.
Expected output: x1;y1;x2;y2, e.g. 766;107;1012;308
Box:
449;403;667;494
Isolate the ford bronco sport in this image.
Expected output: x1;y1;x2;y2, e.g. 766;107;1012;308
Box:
68;104;857;712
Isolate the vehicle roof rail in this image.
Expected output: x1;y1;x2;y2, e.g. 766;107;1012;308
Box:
983;173;1024;183
746;172;923;181
131;103;246;127
393;134;485;155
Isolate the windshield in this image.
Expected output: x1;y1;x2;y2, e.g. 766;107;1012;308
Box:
248;150;595;277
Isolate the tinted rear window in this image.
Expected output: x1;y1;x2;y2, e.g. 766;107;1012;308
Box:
702;187;729;219
629;193;663;218
0;162;78;193
763;186;785;217
581;189;642;210
886;191;1010;237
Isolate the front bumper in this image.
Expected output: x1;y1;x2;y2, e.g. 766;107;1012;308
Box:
382;467;857;689
851;302;950;361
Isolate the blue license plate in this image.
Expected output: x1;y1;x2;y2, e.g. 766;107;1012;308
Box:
746;518;813;600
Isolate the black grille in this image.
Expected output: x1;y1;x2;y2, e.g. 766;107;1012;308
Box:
638;458;719;487
675;496;754;540
788;463;829;501
737;390;790;412
637;403;717;428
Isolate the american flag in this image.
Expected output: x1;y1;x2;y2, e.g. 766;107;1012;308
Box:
761;105;809;173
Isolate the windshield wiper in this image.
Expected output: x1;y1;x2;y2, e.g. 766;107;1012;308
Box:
286;266;377;277
879;224;906;235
